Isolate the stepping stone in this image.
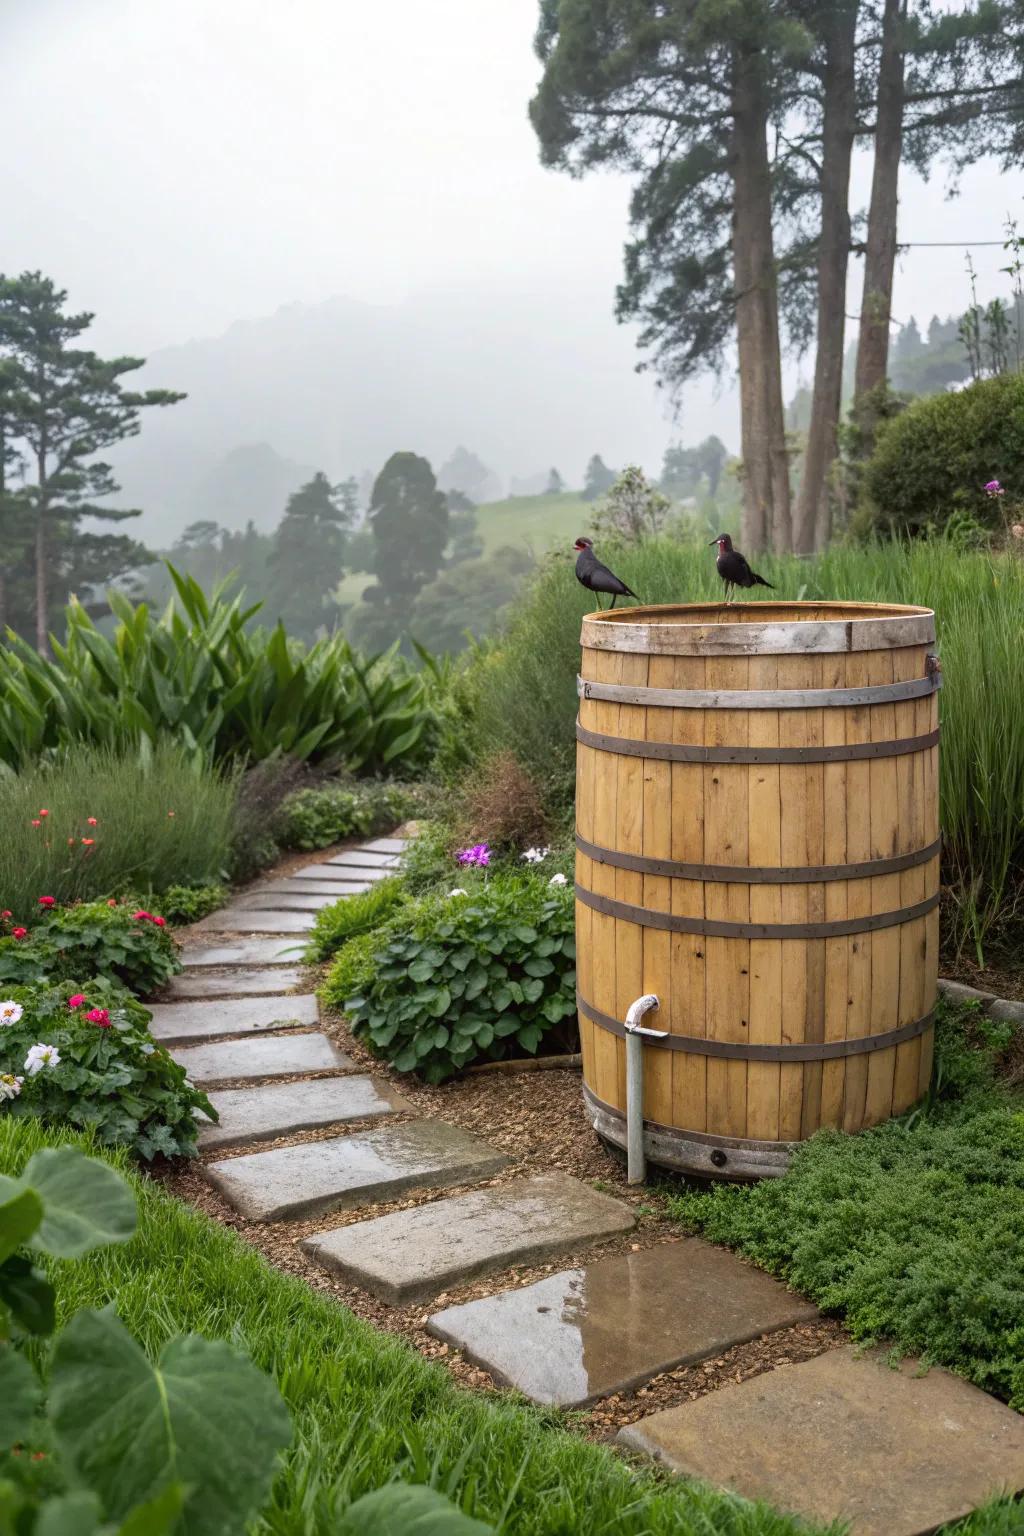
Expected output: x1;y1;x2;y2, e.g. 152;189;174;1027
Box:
148;994;319;1046
294;863;391;882
195;908;317;934
204;1120;509;1222
170;1032;352;1085
362;838;408;853
255;881;375;897
198;1075;411;1150
427;1240;817;1407
326;851;399;869
184;939;299;968
304;1172;635;1304
617;1346;1024;1536
236;892;362;913
161;968;306;1000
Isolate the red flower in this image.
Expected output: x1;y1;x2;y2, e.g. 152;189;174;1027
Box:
152;915;167;927
86;817;98;826
85;1008;110;1027
81;838;95;846
31;819;41;828
12;928;28;940
38;809;48;818
107;898;117;907
68;993;86;1009
38;896;55;908
132;910;152;922
1;910;10;919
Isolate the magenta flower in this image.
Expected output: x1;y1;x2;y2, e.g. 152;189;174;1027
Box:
985;478;1005;498
68;993;87;1009
456;843;491;867
85;1008;111;1028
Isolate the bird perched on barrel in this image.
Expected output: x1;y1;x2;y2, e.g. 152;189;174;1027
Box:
573;536;641;608
708;534;773;603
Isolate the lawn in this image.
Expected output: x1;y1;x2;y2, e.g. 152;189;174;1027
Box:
470;490;590;557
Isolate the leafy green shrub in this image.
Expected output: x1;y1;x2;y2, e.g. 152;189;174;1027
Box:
227;754;312;882
0;901;181;997
668;1003;1024;1408
278;779;423;851
320;933;381;1013
0;568;441;776
308;878;407;962
155;881;229;924
0;977;212;1158
344;875;577;1082
0;743;236;921
863;372;1024;536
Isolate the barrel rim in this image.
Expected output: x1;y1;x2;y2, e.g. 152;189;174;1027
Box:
581;600;936;655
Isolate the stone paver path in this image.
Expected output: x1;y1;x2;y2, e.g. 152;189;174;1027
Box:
156;831;1024;1535
149;993;319;1046
303;1173;635;1304
427;1241;818;1406
618;1346;1024;1536
198;1075;413;1150
171;1032;353;1085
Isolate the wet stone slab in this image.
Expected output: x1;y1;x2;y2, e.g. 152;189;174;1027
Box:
198;1075;411;1150
170;1032;353;1085
304;1173;635;1304
204;1120;509;1222
253;881;374;898
325;852;399;870
361;837;408;853
161;968;306;1000
617;1346;1024;1536
184;939;299;968
235;892;361;912
148;993;319;1046
195;908;317;934
428;1239;818;1407
294;862;391;882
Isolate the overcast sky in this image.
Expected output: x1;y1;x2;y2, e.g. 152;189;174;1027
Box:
3;0;1022;456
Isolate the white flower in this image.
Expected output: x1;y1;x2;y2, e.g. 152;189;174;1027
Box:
548;872;568;887
0;1073;24;1101
522;846;551;864
0;1001;23;1026
447;887;469;899
24;1043;60;1075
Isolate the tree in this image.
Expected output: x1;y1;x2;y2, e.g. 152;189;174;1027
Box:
546;467;565;495
0;273;183;652
445;490;485;564
581;454;616;501
365;452;449;614
661;437;729;499
437;446;500;503
694;435;729;496
591;465;670;542
266;471;353;640
409;545;534;654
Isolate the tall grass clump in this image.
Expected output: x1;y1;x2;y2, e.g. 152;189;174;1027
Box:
467;536;1024;958
0;742;236;919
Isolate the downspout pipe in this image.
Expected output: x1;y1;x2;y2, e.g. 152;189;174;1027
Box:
623;993;666;1184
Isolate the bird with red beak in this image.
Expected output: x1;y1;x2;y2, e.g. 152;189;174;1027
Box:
708;534;774;604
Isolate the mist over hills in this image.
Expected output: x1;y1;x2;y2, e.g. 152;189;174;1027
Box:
109;283;698;544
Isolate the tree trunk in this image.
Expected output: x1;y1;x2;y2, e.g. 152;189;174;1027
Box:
731;42;791;553
34;440;48;656
794;1;858;553
854;0;907;456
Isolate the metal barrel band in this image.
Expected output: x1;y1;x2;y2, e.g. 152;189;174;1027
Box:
575;721;940;764
577;994;934;1062
574;832;942;885
577;669;941;711
583;1083;798;1155
575;882;939;939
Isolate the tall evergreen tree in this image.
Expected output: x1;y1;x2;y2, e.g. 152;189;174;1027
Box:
365;452;449;614
581;454;617;501
266;471;353;640
0;273;183;652
546;467;565;495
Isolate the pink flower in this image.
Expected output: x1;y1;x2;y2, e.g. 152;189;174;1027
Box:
132;910;152;922
107;898;117;907
68;994;87;1009
152;915;166;927
12;928;28;940
37;896;55;908
167;810;175;818
85;1008;110;1028
0;911;10;920
31;820;41;829
86;817;98;826
38;809;49;818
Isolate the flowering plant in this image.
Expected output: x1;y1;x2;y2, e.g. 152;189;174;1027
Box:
0;978;214;1157
0;900;180;997
456;843;491;868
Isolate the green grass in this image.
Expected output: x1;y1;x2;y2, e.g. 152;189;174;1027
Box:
0;1117;836;1536
471;491;590;558
667;1005;1024;1410
461;535;1024;958
0;744;237;922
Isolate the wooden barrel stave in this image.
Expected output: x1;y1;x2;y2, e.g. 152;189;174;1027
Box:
575;603;939;1177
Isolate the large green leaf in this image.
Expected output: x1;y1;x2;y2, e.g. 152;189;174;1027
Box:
0;1256;55;1335
0;1188;43;1265
0;1346;41;1445
116;1483;186;1536
342;1485;494;1535
34;1492;102;1536
50;1308;291;1534
9;1148;136;1259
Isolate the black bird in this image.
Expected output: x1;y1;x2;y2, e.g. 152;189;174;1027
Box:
573;536;640;609
708;534;774;603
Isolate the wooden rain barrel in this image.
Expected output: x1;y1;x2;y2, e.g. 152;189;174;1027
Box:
574;601;941;1180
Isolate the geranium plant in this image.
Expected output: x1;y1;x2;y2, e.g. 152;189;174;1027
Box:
0;979;214;1158
0;900;180;997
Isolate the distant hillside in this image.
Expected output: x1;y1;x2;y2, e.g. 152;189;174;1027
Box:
108;286;674;546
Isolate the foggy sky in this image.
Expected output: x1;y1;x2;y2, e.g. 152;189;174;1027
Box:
3;0;1023;472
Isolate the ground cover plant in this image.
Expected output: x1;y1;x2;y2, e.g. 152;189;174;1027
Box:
461;534;1024;959
668;1002;1024;1409
333;871;577;1081
0;978;211;1158
0;1116;843;1536
276;778;424;851
0;900;180;997
0;570;440;777
0;743;236;920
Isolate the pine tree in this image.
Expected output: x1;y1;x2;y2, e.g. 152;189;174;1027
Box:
0;273;183;652
546;467;565;495
365;452;449;614
266;472;353;640
581;454;616;502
